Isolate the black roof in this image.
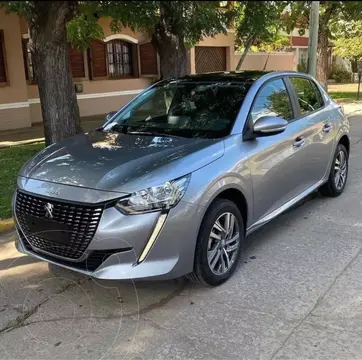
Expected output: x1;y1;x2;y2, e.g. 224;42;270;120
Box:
155;71;273;86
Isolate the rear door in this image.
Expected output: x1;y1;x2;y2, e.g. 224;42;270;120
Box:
286;76;335;186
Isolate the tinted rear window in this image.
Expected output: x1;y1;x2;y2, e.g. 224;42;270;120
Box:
290;77;324;115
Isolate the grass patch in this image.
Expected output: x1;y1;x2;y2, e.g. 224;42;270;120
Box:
0;142;44;220
329;91;360;101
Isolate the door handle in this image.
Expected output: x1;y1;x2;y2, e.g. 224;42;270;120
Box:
293;136;305;148
323;123;333;133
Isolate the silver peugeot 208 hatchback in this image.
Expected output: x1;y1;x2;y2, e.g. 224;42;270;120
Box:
13;71;350;287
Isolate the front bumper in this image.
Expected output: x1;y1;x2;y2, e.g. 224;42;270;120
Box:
14;179;203;280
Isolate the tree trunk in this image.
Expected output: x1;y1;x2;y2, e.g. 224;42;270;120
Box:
151;2;188;79
236;37;253;71
263;52;271;71
28;1;82;146
316;26;329;90
152;32;187;79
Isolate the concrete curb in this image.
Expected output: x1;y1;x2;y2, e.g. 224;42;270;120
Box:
0;138;44;149
0;218;14;233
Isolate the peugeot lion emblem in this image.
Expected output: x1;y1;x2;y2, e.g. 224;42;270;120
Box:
44;202;54;219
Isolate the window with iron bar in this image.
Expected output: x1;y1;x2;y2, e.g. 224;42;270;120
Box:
107;40;133;78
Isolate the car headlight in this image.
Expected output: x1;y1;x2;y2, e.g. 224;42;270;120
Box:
115;175;191;214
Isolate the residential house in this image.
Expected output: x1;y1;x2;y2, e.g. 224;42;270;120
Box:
236;25;336;73
0;7;235;131
233;23;311;72
288;27;310;68
286;25;338;73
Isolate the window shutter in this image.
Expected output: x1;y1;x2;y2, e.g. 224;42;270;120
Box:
21;38;36;83
22;39;29;81
70;47;85;78
0;30;8;83
89;40;107;78
140;42;158;75
131;44;139;78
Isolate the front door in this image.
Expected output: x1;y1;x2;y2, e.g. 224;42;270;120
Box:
243;78;313;224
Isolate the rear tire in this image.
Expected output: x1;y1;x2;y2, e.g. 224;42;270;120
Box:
187;199;244;287
319;143;348;197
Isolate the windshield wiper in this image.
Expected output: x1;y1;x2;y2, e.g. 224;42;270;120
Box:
127;131;183;138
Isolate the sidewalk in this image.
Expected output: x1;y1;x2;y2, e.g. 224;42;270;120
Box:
0;114;105;148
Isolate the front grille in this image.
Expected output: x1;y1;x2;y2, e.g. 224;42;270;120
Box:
15;190;104;259
20;232;131;272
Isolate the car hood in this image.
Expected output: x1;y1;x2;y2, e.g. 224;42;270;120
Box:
20;130;224;194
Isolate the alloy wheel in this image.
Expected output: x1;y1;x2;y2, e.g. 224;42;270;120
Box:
207;212;240;275
334;150;347;190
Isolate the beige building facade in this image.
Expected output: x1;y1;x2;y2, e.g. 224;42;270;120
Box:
0;8;235;131
235;52;296;72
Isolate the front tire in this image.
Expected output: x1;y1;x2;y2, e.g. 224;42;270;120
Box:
187;199;244;287
320;143;348;197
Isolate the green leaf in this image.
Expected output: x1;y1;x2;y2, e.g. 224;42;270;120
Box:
234;1;290;50
67;13;104;51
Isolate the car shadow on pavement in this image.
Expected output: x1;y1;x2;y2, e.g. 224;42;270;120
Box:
0;188;343;360
0;255;41;271
240;190;322;263
46;262;188;315
0;231;17;246
0;189;324;320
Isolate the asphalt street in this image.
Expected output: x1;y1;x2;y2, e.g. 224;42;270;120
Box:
1;107;362;360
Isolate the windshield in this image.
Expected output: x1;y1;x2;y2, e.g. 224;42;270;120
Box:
104;81;252;139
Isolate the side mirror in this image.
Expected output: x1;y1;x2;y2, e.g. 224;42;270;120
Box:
252;116;288;136
105;111;117;123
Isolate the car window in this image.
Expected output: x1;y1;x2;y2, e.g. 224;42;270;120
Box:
105;81;253;139
289;77;324;116
250;78;293;123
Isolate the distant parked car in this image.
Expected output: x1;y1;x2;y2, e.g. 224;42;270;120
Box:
13;71;350;286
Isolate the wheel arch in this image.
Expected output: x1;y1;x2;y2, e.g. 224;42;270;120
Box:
338;134;350;155
199;184;250;234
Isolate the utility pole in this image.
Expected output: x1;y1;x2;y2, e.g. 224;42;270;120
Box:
307;1;320;78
